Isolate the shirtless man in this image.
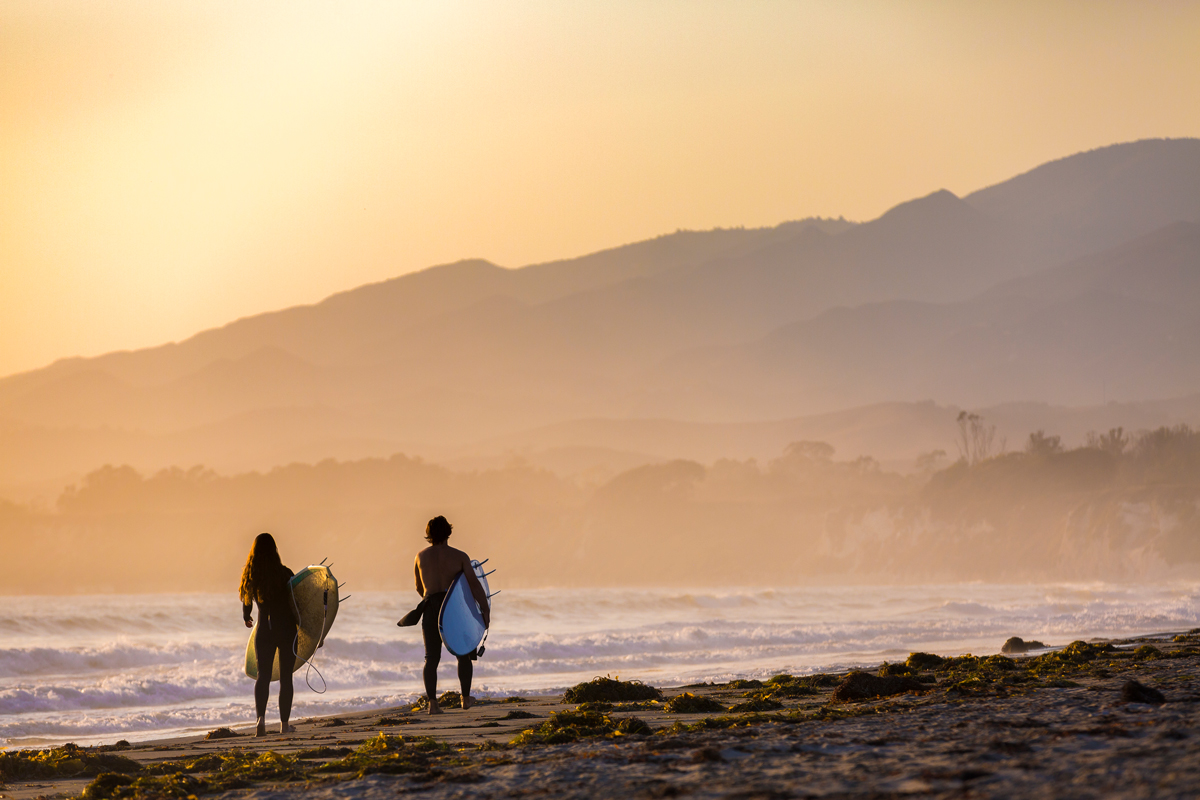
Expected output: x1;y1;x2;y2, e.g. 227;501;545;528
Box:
414;515;491;714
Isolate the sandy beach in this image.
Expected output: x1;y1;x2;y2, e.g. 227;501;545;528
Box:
2;631;1197;799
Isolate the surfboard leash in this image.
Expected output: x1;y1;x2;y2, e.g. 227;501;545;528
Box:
292;587;331;694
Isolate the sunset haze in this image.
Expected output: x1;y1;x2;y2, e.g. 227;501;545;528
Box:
4;1;1200;375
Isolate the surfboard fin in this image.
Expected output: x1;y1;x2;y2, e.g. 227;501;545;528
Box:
482;569;496;578
487;590;501;598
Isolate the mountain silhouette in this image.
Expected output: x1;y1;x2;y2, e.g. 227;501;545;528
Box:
3;138;1200;491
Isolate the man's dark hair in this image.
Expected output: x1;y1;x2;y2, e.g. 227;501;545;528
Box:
425;515;452;544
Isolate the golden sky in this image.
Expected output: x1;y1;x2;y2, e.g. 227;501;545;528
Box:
2;1;1199;377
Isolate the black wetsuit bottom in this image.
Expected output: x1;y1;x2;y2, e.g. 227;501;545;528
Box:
254;619;297;721
421;591;472;701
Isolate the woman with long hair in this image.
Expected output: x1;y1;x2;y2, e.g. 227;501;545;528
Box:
240;532;300;736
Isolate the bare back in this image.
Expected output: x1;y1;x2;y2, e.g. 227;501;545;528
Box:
414;542;490;627
415;543;473;596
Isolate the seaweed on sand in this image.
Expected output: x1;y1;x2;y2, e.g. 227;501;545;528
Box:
878;662;917;677
660;713;779;735
563;677;662;704
832;672;929;702
511;710;652;745
410;691;467;711
499;710;539;720
730;693;785;712
906;652;946;670
1132;645;1162;661
1025;641;1116;678
664;693;727;714
82;751;308;799
761;674;823;697
575;700;613;712
0;744;141;783
314;733;449;778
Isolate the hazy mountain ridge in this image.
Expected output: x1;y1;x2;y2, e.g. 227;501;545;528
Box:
643;220;1200;418
2;139;1200;494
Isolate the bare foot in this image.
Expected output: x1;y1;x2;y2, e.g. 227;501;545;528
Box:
461;695;474;710
427;699;443;716
280;722;292;734
255;718;267;738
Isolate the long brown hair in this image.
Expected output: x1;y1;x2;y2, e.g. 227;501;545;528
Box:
239;532;288;606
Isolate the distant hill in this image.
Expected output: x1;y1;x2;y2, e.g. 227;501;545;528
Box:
644;221;1200;418
2;138;1200;496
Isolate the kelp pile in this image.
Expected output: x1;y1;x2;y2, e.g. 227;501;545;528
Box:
80;750;308;800
926;640;1198;696
511;710;652;745
77;736;464;799
313;733;449;778
763;673;834;696
410;690;466;711
0;743;140;784
563;677;663;704
664;693;727;714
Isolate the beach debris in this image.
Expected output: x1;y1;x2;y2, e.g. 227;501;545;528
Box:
761;674;825;696
832;671;929;702
1121;680;1166;704
906;652;946;670
576;700;614;712
664;693;727;714
293;746;353;759
511;709;651;745
730;695;784;712
80;772;135;799
563;676;663;704
204;727;240;740
0;744;141;784
314;733;448;778
1002;636;1048;653
80;751;306;799
727;679;763;689
410;690;468;712
878;661;917;677
499;710;539;720
321;718;347;727
1132;645;1163;661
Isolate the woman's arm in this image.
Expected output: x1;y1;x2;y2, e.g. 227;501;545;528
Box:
243;601;253;629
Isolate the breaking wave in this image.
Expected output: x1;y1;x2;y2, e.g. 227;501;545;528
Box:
2;583;1196;747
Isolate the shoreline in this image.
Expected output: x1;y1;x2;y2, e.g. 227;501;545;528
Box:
2;629;1197;799
9;624;1194;753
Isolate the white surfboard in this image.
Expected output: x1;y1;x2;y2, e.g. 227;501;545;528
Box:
438;560;492;658
245;565;340;681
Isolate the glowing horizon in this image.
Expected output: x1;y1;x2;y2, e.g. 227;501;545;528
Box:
2;1;1199;376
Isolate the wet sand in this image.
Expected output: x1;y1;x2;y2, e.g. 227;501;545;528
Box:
4;632;1198;799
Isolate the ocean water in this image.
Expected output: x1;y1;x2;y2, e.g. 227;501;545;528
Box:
2;582;1197;748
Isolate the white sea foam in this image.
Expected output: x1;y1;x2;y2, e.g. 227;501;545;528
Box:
1;583;1196;747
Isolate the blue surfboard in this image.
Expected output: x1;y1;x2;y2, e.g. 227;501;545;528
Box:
438;560;492;658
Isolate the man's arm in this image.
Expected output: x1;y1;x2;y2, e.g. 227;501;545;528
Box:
460;553;491;627
414;555;425;596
